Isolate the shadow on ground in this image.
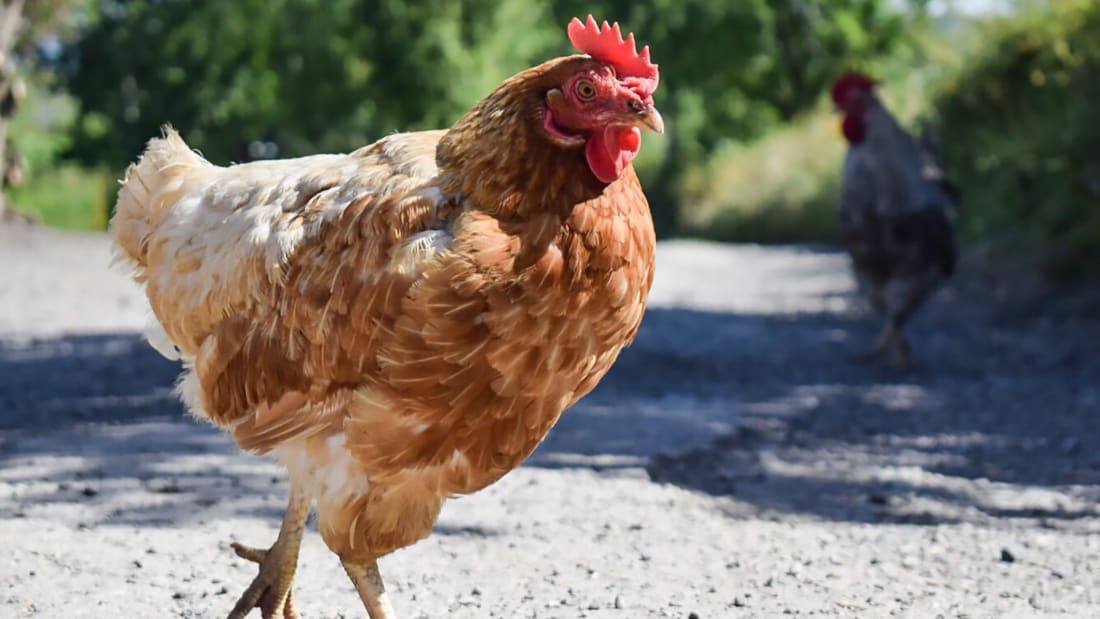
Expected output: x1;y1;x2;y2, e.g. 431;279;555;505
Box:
606;302;1100;528
0;333;183;430
2;291;1099;529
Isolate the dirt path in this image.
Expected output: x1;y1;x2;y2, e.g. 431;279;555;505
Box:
1;227;1098;618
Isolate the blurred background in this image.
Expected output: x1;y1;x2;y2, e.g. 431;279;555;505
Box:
1;3;1098;614
3;0;1098;277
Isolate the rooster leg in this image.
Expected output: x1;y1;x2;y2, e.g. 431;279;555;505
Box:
226;481;311;619
343;559;398;619
852;320;895;363
888;329;912;370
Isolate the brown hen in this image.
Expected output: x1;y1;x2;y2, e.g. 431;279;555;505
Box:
110;15;661;619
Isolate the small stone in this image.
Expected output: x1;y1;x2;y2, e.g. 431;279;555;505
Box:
81;487;98;497
902;555;919;568
132;560;142;569
172;592;186;600
614;595;623;609
688;613;700;619
1000;548;1016;563
733;597;748;607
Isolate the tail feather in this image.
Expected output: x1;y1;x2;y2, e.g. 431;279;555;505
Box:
111;126;211;277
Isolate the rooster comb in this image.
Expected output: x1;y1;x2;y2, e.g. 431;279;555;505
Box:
831;72;878;105
568;15;659;96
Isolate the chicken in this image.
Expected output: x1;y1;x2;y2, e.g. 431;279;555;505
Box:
832;72;958;369
110;16;662;619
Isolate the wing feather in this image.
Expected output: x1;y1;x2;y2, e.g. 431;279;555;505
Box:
127;131;450;433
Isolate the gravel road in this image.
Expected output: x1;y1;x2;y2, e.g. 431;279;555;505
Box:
1;224;1098;618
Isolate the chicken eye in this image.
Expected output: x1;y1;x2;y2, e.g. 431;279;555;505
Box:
574;79;597;101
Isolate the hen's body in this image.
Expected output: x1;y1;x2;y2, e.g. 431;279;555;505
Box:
112;50;657;618
837;88;957;368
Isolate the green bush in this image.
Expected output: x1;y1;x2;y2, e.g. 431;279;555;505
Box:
932;0;1100;277
8;164;113;230
677;74;934;245
680;110;842;243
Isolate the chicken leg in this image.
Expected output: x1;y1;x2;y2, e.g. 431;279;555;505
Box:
343;559;397;619
852;319;897;363
887;329;912;370
227;481;311;619
852;318;911;370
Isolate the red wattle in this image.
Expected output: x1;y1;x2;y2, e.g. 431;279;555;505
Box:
585;126;642;183
842;114;867;144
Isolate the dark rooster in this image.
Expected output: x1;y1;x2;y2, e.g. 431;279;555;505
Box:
833;72;958;369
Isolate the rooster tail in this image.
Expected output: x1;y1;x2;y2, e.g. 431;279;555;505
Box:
111;125;211;276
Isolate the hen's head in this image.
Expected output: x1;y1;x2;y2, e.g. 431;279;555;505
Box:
539;16;663;183
831;72;878;144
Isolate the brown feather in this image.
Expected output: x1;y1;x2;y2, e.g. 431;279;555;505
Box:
112;54;656;564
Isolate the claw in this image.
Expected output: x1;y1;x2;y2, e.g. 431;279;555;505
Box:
227;542;301;619
225;483;311;619
231;542;269;563
887;332;912;371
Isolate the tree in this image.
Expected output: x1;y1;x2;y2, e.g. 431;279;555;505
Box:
549;0;907;231
0;0;83;219
61;0;910;234
62;0;562;166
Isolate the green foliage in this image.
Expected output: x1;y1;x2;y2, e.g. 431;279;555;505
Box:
59;0;909;235
552;1;905;149
547;1;909;233
3;71;112;229
8;164;112;229
10;76;75;172
931;0;1100;277
680;109;843;243
681;49;958;247
63;0;563;166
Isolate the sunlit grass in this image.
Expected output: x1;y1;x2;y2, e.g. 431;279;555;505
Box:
7;165;114;230
678;109;844;244
676;32;965;246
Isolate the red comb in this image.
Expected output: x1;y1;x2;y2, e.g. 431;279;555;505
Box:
831;72;877;105
568;15;659;96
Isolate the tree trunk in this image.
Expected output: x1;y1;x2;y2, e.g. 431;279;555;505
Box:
0;0;25;218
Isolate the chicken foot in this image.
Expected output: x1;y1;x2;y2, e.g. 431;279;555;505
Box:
343;559;398;619
852;319;911;370
852;320;896;363
227;481;311;619
887;329;911;370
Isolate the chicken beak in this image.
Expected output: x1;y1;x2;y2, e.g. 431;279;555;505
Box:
612;103;664;135
634;105;665;134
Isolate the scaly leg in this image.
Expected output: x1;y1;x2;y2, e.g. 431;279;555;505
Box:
343;559;398;619
852;319;896;363
227;481;311;619
888;329;912;371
